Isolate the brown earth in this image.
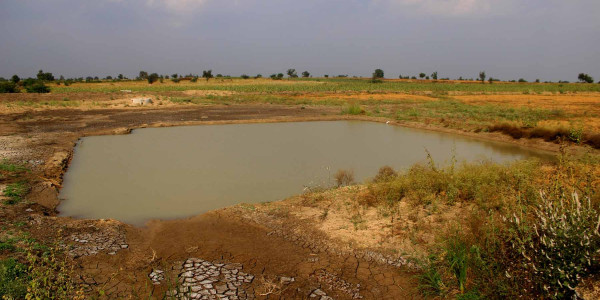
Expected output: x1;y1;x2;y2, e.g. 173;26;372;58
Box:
0;99;574;299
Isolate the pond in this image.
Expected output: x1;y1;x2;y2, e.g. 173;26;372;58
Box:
58;121;550;225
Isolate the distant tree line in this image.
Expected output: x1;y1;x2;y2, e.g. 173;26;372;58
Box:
1;69;598;93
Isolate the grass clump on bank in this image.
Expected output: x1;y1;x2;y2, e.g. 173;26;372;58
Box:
3;182;28;205
354;150;600;298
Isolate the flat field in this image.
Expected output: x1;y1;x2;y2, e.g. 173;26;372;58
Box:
1;77;600;299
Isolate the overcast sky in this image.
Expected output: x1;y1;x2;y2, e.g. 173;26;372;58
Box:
1;0;599;81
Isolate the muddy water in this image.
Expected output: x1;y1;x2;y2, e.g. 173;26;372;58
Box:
59;121;549;225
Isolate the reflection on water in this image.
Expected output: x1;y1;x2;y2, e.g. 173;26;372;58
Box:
58;121;551;225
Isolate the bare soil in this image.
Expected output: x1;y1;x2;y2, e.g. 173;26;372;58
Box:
0;100;571;299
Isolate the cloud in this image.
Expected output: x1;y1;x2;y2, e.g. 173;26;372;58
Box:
145;0;208;14
382;0;502;16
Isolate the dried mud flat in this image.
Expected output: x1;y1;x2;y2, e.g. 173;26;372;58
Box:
0;102;565;299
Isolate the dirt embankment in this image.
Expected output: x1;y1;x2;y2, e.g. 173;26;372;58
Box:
1;101;578;298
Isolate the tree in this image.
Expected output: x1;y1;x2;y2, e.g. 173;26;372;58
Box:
171;73;178;79
138;71;148;80
286;69;297;78
255;74;262;78
302;71;310;78
419;73;426;79
479;71;486;83
202;70;213;81
324;75;329;78
147;73;159;84
277;73;284;80
241;74;250;79
518;78;527;83
10;75;20;84
106;75;113;80
431;71;438;80
372;69;384;79
118;74;124;80
578;73;594;83
36;70;54;81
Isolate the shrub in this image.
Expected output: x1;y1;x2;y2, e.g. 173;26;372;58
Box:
0;258;28;299
334;169;354;187
302;71;310;78
241;74;250;79
25;82;50;93
373;165;397;182
506;192;600;298
172;78;180;83
147;73;159;84
10;74;20;84
0;81;18;93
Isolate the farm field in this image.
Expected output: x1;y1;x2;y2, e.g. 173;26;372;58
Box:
1;78;600;299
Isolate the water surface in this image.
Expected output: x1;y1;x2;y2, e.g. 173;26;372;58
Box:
59;121;549;225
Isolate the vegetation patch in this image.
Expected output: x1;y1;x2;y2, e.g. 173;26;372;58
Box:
3;182;29;205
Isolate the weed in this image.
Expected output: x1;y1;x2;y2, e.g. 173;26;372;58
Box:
506;191;600;298
350;213;366;230
0;258;28;299
3;182;28;205
418;262;445;297
334;169;355;187
341;103;363;115
0;160;27;173
444;233;469;293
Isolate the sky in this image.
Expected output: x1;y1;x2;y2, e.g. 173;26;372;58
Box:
1;0;599;81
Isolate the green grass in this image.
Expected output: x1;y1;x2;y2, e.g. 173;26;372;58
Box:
51;78;600;94
0;258;28;299
3;182;28;205
341;103;363;115
0;160;28;173
391;99;568;130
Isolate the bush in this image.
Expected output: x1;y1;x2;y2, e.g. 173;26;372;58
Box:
25;82;50;93
0;82;18;93
0;258;28;299
506;192;600;298
373;165;397;182
147;73;159;84
241;74;250;79
334;169;354;187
